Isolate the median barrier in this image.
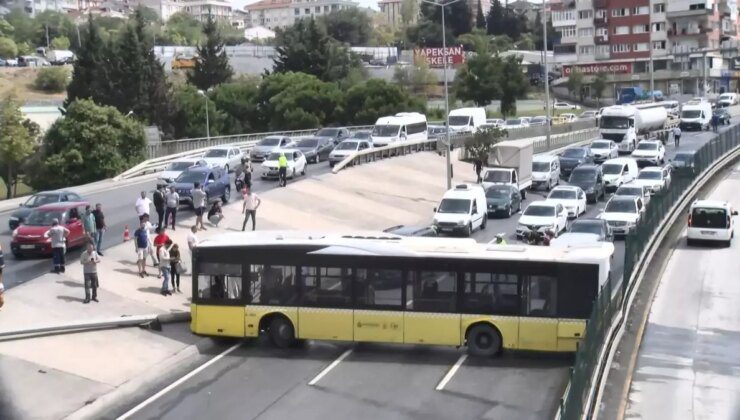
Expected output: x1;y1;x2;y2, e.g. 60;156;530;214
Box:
556;125;740;420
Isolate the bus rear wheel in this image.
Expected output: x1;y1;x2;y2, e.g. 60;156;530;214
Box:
269;317;296;348
466;324;502;357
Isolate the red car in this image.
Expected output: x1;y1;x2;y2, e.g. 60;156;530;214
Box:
10;201;89;258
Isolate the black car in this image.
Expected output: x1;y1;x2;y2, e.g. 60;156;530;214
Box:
558;147;595;178
670;150;698;172
713;108;731;125
485;184;522;218
314;127;351;146
9;190;83;230
568;165;605;203
294;136;334;163
568;218;613;241
383;225;438;237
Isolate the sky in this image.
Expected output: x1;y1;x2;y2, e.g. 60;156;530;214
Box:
237;0;543;14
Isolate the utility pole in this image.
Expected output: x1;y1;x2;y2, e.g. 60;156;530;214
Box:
543;6;551;149
648;7;655;98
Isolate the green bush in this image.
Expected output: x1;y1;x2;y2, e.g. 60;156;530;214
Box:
33;67;70;93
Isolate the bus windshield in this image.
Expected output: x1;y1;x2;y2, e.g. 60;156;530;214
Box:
437;198;470;214
600;116;629;129
373;125;400;137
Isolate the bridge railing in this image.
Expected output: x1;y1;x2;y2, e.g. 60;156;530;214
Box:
557;125;740;420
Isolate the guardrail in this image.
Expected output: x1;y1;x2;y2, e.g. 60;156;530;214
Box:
556;125;740;420
148;125;374;158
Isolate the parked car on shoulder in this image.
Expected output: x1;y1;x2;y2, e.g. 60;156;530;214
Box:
294;136;335;164
170;166;231;207
158;158;208;184
383;225;438;237
328;139;372;167
315;127;351;145
10;202;89;258
9;190;83;230
261;150;308;180
485;184;522;218
250;136;294;162
554;101;581;110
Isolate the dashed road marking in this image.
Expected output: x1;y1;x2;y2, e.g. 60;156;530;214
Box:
435;354;467;391
308;348;353;386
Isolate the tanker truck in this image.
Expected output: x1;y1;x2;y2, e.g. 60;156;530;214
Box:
598;104;677;153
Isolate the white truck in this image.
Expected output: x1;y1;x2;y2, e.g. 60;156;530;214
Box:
36;48;75;65
481;139;534;200
599;104;674;153
448;107;487;134
679;99;713;131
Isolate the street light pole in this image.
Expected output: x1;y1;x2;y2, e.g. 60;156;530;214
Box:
198;89;211;141
542;7;551;149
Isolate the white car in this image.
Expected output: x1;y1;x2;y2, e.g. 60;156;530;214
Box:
486;118;504;127
516;201;569;239
158;158;208;184
615;183;651;208
633;166;671;194
579;110;598;119
260;149;307;180
202;146;244;172
599;196;643;236
560;113;577;122
503;118;530;129
328;140;372;167
545;186;587;218
589;140;619;162
554;101;581;110
631;140;665;166
687;200;738;246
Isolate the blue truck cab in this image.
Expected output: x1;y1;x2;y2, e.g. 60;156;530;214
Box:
169;166;231;207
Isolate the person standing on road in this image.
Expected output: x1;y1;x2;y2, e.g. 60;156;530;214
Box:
242;188;261;231
153;227;170;265
673;126;682;147
135;191;152;222
152;184;165;228
473;159;483;183
80;242;101;304
187;226;198;252
92;203;106;256
278;152;288;187
83;205;97;247
45;219;70;274
134;220;150;278
192;182;207;231
169;242;182;293
711;114;720;132
158;239;173;296
164;186;179;230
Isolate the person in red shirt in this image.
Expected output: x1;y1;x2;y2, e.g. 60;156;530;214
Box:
153;227;170;265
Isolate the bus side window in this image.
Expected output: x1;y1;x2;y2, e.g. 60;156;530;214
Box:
461;273;519;315
301;266;353;308
407;271;457;312
252;265;297;305
197;263;243;301
355;269;403;308
525;275;557;317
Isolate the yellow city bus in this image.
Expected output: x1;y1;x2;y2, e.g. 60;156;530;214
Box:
190;231;614;356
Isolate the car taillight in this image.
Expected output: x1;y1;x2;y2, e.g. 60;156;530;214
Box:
688;214;692;227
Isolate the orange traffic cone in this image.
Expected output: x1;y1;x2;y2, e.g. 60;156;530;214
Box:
123;225;130;242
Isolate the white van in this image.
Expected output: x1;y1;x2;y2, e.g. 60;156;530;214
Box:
687;200;738;246
371;112;428;147
448;107;487;134
432;184;488;237
531;155;560;191
601;157;639;192
680;100;712;131
718;93;738;107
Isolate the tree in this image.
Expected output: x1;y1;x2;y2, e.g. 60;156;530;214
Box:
50;35;70;49
401;0;419;26
66;14;104;106
33;10;76;48
163;12;204;45
171;84;227;139
514;33;535;50
405;19;455;48
486;0;504;36
567;69;584;101
321;9;372;46
0;19;13;38
342;78;424;125
591;72;607;106
498;55;528;118
466;126;506;164
393;60;437;97
5;8;37;46
0;95;35;199
28;99;146;190
476;0;486;30
421;1;471;37
0;37;17;58
256;72;343;130
210;77;260;134
187;14;233;90
454;44;501;106
33;67;70;92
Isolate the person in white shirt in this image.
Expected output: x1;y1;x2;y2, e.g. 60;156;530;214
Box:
187;225;198;252
142;216;159;267
158;239;173;296
135;191;152;222
242;188;261;231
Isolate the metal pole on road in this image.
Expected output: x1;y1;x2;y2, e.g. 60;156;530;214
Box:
198;89;212;141
543;5;552;150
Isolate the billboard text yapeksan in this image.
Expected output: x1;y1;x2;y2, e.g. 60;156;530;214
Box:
563;62;633;75
413;46;465;68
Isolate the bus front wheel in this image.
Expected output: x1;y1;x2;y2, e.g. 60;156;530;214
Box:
466;324;502;357
269;317;296;348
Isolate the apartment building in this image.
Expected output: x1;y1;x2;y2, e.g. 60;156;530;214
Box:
550;0;740;97
244;0;358;30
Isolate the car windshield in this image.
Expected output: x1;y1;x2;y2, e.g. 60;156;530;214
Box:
25;210;64;226
570;169;596;182
335;141;359;150
581;112;595;117
204;149;227;157
606;199;637;213
316;128;339;137
24;194;58;207
532;162;550;172
532;117;546;122
505;119;522;125
259;137;280;146
682;110;701;119
563;148;586;158
616;187;641;197
602;163;623;175
691;208;728;228
486;187;510;199
524;205;555;217
167;162;194;171
483;170;510;183
351;131;371;139
449;116;471;126
674;153;693;163
638;171;661;180
591;141;610;149
600;116;629;129
548;190;576;199
636;142;658;150
297;139;319;148
373;125;400;137
437;198;470;214
175;171;206;183
570;222;603;235
267;152;294;161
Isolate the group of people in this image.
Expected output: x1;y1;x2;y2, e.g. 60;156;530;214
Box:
132;217;191;296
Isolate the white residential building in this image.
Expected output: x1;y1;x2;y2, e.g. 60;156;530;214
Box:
244;0;358;30
183;0;232;21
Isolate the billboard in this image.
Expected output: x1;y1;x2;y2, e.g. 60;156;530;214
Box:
413;46;465;68
563;62;633;75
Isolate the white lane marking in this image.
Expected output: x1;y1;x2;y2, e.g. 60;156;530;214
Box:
117;342;242;420
308;348;353;386
435;354;467;391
